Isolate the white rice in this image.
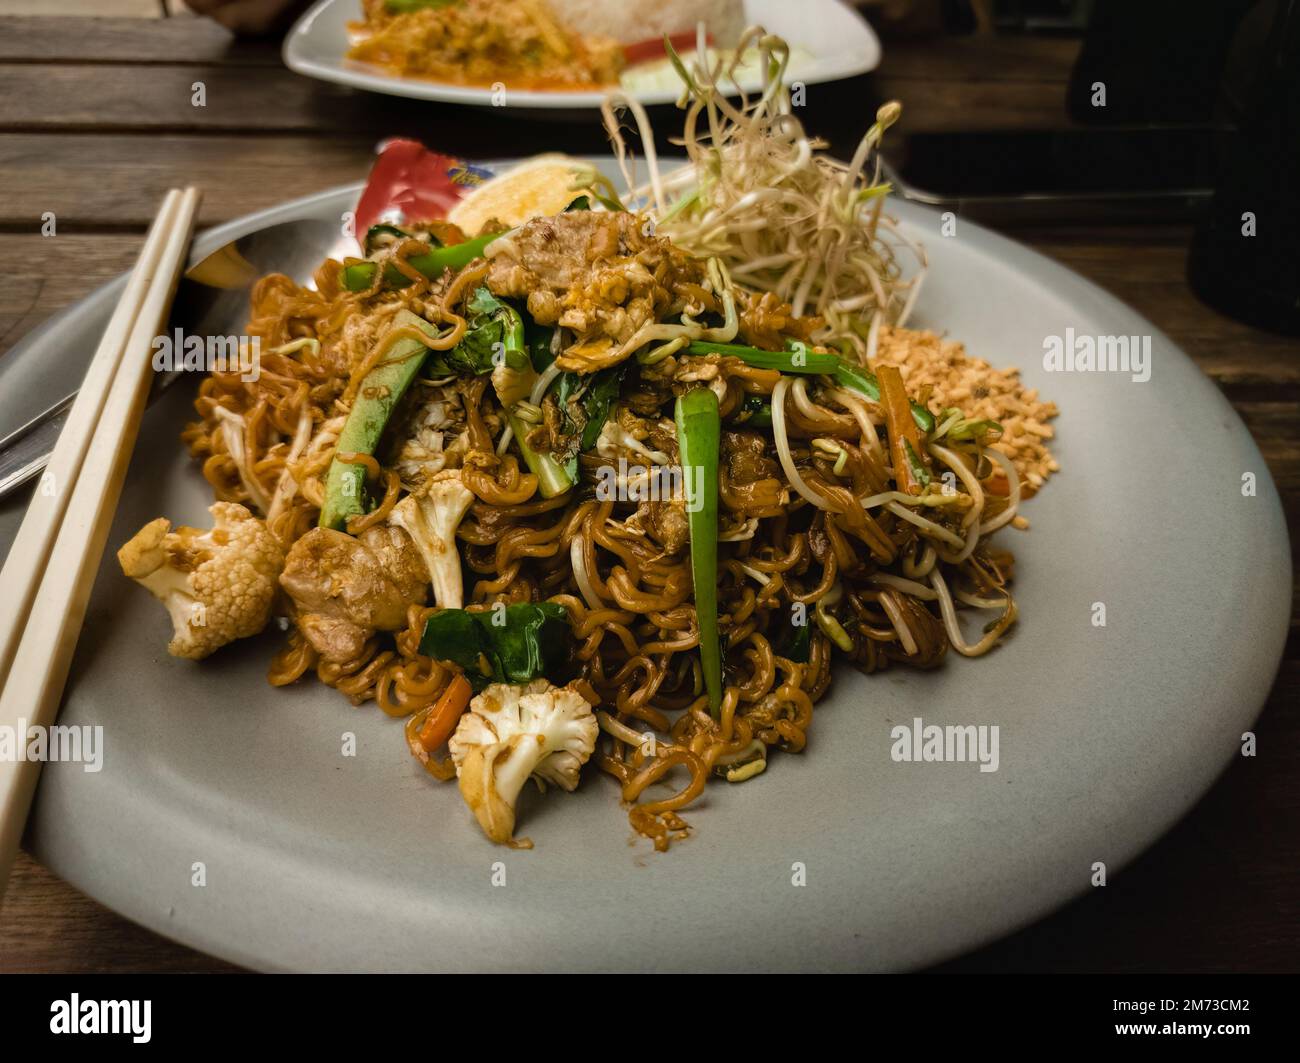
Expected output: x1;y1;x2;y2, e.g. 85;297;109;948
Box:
546;0;745;46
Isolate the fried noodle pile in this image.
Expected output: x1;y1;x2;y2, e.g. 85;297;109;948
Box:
170;29;1038;850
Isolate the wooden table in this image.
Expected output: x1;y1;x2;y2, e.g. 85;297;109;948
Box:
0;14;1295;974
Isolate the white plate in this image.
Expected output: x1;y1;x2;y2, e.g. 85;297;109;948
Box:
283;0;882;108
0;163;1289;972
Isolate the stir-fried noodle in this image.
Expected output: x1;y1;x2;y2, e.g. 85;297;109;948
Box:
169;31;1031;850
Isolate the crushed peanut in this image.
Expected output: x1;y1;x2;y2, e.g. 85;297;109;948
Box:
872;325;1060;494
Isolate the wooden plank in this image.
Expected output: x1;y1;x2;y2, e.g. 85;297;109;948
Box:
0;14;280;65
0;850;240;973
879;34;1082;83
0;63;368;132
0;1;161;16
0;62;1074;136
0;234;142;357
0;132;380;228
0;63;634;155
865;74;1072;131
0;17;1080;80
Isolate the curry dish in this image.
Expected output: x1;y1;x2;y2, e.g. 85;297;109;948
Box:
347;0;625;91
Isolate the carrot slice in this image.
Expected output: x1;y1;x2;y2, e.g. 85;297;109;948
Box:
878;364;928;495
414;674;474;755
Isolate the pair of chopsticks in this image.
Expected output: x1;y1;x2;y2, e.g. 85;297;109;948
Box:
0;188;202;896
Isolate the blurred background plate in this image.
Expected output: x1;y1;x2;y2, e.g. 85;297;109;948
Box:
283;0;882;108
0;162;1289;972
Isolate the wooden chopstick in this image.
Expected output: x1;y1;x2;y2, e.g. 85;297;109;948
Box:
0;187;202;895
0;190;183;689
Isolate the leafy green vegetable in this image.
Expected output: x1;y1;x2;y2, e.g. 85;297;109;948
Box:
684;339;937;433
507;411;573;499
686;340;841;375
319;309;437;530
903;439;932;488
832;360;935;433
773;611;812;663
946;417;1003;444
738;395;772;428
578;369;622;450
385;0;456;14
548;365;624;477
676;387;722;718
415;609;484;674
490;602;572;685
566;366;626;449
525;321;556;371
424;286;527;377
565;195;591;211
362;223;414;256
341;231;498;293
418;602;573;689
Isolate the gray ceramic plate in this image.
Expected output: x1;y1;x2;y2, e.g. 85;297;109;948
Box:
0;168;1289;972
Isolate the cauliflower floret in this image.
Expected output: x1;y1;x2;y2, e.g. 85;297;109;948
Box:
387;470;475;609
448;679;598;847
392;382;464;491
116;501;284;660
